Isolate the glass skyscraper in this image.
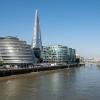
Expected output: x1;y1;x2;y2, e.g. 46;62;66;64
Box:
32;10;43;63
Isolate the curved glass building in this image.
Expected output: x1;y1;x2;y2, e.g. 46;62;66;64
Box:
0;36;34;67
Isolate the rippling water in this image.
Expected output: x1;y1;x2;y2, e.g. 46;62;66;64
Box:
0;64;100;100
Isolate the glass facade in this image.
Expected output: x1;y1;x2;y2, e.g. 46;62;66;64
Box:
43;45;70;63
0;36;34;67
68;48;76;63
32;10;42;63
43;45;76;64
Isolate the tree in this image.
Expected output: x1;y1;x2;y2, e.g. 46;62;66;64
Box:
75;58;80;64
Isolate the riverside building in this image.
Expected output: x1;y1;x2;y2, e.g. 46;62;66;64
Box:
68;48;76;63
0;36;34;68
32;10;43;63
43;45;76;64
43;45;75;64
31;10;76;64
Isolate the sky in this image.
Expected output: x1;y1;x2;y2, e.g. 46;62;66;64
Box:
0;0;100;58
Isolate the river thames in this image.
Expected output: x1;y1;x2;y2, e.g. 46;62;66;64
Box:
0;64;100;100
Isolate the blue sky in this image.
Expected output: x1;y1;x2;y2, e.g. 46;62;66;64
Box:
0;0;100;57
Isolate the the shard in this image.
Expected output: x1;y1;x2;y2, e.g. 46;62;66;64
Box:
32;10;43;62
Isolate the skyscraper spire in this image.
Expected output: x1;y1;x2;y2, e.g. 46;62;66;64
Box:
32;9;43;62
32;9;42;50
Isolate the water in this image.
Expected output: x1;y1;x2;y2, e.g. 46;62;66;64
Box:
0;64;100;100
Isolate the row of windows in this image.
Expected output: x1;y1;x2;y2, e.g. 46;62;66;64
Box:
4;60;33;63
2;57;32;60
43;60;68;63
43;58;68;60
43;50;68;53
0;52;32;54
45;56;68;57
0;45;30;47
0;49;31;52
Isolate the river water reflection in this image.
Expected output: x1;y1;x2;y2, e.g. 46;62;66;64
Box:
0;64;100;100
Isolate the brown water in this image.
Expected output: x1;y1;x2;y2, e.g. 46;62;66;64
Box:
0;64;100;100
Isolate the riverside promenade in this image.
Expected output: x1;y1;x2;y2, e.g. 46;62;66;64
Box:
0;63;84;77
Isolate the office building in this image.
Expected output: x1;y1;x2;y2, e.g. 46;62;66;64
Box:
43;45;69;63
32;10;43;62
68;48;76;63
0;36;34;68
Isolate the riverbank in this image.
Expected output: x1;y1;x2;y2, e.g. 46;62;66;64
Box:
0;64;85;78
0;68;71;81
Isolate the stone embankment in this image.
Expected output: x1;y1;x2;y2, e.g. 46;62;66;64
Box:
0;64;85;77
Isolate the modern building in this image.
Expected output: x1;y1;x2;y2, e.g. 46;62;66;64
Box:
32;10;43;63
76;54;84;64
43;45;76;64
68;48;76;63
31;10;77;64
0;36;34;68
43;45;70;64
